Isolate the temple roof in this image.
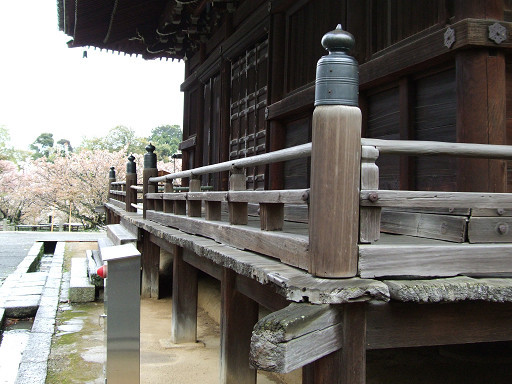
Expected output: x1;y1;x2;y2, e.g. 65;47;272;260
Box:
57;0;237;60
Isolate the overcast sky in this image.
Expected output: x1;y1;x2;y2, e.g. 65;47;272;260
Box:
0;1;184;150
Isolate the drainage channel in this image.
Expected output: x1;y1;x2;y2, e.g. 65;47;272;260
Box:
0;318;33;384
0;241;60;384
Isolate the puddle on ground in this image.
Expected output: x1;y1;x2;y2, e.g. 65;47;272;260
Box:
0;319;33;384
57;317;85;335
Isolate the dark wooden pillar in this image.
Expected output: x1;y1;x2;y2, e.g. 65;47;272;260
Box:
456;49;507;192
141;230;160;299
454;0;506;192
303;303;367;384
267;13;286;190
171;246;198;344
220;268;258;384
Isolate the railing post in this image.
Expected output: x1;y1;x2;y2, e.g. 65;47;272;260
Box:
143;143;158;219
107;167;116;224
229;167;248;225
126;155;137;212
309;25;362;278
360;146;380;243
108;166;116;201
187;176;202;217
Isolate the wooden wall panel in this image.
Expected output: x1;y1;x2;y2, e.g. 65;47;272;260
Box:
366;87;400;190
285;0;345;93
507;60;512;192
284;116;311;189
414;69;457;191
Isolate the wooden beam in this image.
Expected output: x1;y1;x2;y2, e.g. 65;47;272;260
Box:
265;19;512;121
235;273;289;312
359;242;512;278
250;303;344;373
172;247;198;344
380;210;467;242
367;301;512;349
361;190;512;209
468;217;512;243
220;268;258;384
146;210;309;269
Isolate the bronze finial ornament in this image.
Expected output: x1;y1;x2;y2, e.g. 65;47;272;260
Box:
315;24;359;107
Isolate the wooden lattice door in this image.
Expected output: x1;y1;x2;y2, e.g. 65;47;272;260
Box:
229;38;268;190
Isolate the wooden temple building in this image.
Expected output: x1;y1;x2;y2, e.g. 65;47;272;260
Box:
60;1;512;383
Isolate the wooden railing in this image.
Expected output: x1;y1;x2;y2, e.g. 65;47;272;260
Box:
143;145;312;269
107;138;512;278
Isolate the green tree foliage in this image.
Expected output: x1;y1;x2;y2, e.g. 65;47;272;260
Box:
79;125;146;154
148;125;182;160
0;125;26;162
30;133;55;159
0;126;10;160
56;139;73;156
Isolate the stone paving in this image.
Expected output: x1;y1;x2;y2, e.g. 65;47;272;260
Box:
0;232;105;384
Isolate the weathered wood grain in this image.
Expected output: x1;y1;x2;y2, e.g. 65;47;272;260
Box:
187;178;202;217
360;146;380;243
162;192;187;201
220;268;258;384
468;217;512;243
149;143;312;183
361;190;512;208
143;168;158;219
259;203;284;231
187;192;228;201
250;303;344;373
361;137;512;159
366;301;512;349
146;210;309;269
205;201;222;221
172;247;198;344
105;202;390;304
359;242;512;278
309;105;362;277
385;207;470;215
471;208;512;217
380;210;467;242
229;190;309;204
229;169;248;225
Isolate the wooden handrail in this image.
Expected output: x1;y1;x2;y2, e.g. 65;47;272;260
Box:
148;139;512;184
149;143;312;183
362;138;512;159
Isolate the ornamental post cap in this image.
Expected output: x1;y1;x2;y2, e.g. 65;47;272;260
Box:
145;143;155;153
315;24;359;107
127;154;137;174
321;24;355;53
144;143;157;169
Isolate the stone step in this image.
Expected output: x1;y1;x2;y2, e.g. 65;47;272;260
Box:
107;224;137;246
69;258;95;303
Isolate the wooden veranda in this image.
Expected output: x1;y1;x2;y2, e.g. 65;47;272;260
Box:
57;0;512;381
